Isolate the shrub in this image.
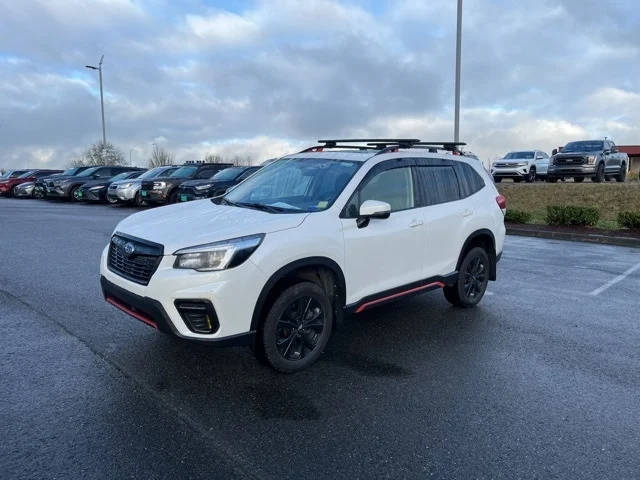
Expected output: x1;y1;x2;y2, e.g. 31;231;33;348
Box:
546;205;599;226
505;209;532;224
629;171;639;182
618;211;640;230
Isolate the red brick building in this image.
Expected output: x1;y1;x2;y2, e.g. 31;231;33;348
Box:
618;146;640;172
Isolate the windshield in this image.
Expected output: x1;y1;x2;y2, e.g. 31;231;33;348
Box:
169;166;197;178
223;157;361;213
140;167;176;179
18;170;36;178
212;167;245;181
110;171;134;181
8;170;28;178
62;168;79;176
563;141;604;153
504;151;534;159
77;167;100;177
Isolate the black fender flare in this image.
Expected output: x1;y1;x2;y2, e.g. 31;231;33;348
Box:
250;256;346;331
456;229;497;281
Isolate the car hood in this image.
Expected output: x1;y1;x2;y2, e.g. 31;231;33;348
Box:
142;176;189;184
114;200;309;253
555;151;599;157
179;179;217;187
111;178;141;187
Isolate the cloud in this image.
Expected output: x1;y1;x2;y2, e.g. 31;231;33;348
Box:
0;0;639;169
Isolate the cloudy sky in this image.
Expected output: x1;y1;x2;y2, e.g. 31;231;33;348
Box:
1;0;639;169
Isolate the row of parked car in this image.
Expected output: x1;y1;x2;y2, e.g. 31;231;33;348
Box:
0;162;262;206
490;139;630;183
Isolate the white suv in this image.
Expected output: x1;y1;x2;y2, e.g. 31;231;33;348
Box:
100;139;506;372
491;150;549;182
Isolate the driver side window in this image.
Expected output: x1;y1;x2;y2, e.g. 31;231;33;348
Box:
345;167;414;217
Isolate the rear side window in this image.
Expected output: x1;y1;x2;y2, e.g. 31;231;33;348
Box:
454;163;485;198
413;166;460;207
344;167;414;217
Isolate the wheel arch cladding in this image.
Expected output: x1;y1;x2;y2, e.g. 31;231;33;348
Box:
457;229;497;281
250;257;346;332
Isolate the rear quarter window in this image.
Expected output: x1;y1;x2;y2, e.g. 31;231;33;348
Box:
454;162;485;198
413;166;460;207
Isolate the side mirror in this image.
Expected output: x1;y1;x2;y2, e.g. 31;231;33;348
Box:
552;149;558;156
611;147;618;154
357;200;391;228
603;149;610;155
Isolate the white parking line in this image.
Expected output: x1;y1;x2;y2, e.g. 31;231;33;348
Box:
589;261;640;296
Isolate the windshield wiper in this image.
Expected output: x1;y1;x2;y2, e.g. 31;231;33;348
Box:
237;202;298;213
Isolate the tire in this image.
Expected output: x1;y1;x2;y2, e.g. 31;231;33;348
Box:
526;167;536;183
12;186;20;197
70;186;81;201
443;247;490;308
107;194;118;205
573;177;584;183
493;177;502;183
615;163;627;182
168;190;178;204
546;176;558;183
259;282;333;373
592;163;605;183
513;178;522;183
133;191;144;207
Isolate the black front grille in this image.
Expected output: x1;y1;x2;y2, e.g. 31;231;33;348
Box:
556;156;586;165
108;234;163;285
141;181;154;190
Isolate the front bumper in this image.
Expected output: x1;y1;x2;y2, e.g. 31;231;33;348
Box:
107;185;139;202
139;189;169;203
99;245;267;343
547;165;596;177
79;187;107;201
14;186;35;197
45;185;71;198
491;166;530;178
177;190;209;202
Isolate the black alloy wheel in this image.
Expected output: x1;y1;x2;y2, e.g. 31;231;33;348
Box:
592;163;605;183
616;163;627;182
260;282;333;373
444;247;490;308
70;186;82;201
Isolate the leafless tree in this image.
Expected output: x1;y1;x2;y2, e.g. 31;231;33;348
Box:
72;141;126;166
148;144;175;167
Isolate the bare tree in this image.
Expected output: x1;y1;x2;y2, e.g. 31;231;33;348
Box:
0;168;6;176
73;141;126;166
202;153;226;164
148;144;175;167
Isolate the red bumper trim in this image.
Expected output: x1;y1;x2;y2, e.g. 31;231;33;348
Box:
355;281;445;314
106;296;158;329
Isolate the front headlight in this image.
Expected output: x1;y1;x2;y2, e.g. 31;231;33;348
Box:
516;162;528;167
173;234;265;272
586;155;597;165
90;185;106;190
194;183;213;191
153;181;166;189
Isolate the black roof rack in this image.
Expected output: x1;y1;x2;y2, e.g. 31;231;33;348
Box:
299;139;468;155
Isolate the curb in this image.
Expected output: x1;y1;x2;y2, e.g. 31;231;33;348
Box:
506;227;640;249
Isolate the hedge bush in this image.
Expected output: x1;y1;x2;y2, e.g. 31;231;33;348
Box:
505;209;532;224
618;211;640;230
546;205;600;226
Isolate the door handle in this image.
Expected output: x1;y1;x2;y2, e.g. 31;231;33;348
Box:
409;218;423;228
462;209;473;217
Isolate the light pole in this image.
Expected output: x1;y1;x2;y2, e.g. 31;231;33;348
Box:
454;0;463;143
85;55;106;145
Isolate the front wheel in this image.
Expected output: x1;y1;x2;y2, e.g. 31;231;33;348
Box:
259;282;333;373
70;186;81;201
526;167;536;183
444;247;490;308
616;163;627;182
133;191;145;207
592;163;605;183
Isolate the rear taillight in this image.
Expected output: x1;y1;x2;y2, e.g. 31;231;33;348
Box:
496;194;507;213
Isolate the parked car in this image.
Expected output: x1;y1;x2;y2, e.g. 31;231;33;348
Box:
547;140;629;183
0;169;30;179
13;181;36;198
177;166;261;202
100;139;506;372
107;166;179;206
139;162;234;204
77;170;146;203
34;166;92;199
0;169;63;197
46;166;143;200
491;150;549;183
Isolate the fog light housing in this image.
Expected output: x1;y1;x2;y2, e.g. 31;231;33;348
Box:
174;300;219;334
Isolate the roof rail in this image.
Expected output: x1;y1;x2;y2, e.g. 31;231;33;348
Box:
300;138;421;153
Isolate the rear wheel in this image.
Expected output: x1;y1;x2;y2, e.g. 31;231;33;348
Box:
444;247;490;308
616;163;627;182
573;177;584;183
592;163;605;183
259;282;333;373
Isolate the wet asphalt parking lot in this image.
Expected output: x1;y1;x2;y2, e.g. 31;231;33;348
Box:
1;198;639;479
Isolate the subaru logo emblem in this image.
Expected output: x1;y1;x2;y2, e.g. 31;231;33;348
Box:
124;242;135;256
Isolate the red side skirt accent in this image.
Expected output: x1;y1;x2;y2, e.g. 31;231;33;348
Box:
106;296;158;329
355;281;445;314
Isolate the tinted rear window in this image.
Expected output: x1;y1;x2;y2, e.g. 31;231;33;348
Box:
413;166;460;207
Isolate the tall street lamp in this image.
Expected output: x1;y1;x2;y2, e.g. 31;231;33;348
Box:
454;0;463;143
86;55;106;145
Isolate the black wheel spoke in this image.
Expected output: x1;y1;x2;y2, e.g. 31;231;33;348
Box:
275;295;325;362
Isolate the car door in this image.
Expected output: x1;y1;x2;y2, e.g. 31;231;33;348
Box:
412;163;466;278
340;163;425;303
535;151;549;175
